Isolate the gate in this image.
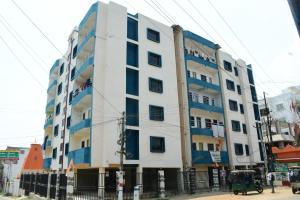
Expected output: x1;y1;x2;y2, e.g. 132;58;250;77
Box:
50;174;57;199
58;173;67;200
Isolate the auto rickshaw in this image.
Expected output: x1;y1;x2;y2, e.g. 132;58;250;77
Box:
230;170;263;195
289;166;300;194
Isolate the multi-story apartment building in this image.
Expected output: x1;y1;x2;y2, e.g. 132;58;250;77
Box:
43;1;182;194
218;51;264;169
173;26;229;188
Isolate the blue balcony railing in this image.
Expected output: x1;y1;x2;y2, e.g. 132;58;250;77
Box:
46;140;51;147
68;147;91;164
185;54;217;69
192;150;229;164
45;99;55;112
188;77;220;92
49;59;60;75
183;31;216;49
70;119;91;135
43;158;52;169
72;86;92;107
79;3;98;30
47;80;57;94
74;56;94;80
189;101;223;113
77;29;96;55
44;118;53;129
190;127;213;137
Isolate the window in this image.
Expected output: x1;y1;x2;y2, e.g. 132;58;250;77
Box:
127;17;138;41
149;105;164;121
126;98;139;126
229;100;238;111
59;64;64;75
82;112;86;120
150;136;165;153
57;83;62;95
192;143;197;151
69;91;73;105
224;60;232;72
55;103;60;116
126;68;139;96
127;42;138;67
253;104;260;120
71;68;75;80
149;78;163;93
247;68;254;85
203;96;209;104
81;141;85;148
52;148;57;159
242;124;247;134
65;143;69;155
226;79;235;91
54;125;59;136
234;143;243;155
198;143;203;151
192;72;196;78
234;67;238;76
231;120;241;132
148;52;162;67
207;143;214;151
196;117;201;128
201;75;207;81
147;28;160;43
72;45;77;59
245;144;249;156
213;119;218;125
187;70;191;77
250;86;257;102
67;116;71;129
188;92;192;101
237;85;241;95
190;116;195;127
126;129;139;160
240;104;244;114
205;119;212;128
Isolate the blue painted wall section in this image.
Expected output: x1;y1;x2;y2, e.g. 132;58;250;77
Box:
183;31;217;49
68;147;91;164
192;150;229;164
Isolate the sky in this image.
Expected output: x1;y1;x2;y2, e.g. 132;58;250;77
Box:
0;0;299;149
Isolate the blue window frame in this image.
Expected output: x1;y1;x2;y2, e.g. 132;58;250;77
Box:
150;136;165;153
71;68;75;81
54;124;59;136
65;143;69;155
55;103;61;116
59;63;64;76
147;28;160;43
67;116;71;129
149;78;163;93
126;129;139;160
57;83;62;95
250;86;257;102
253;103;260;120
224;60;232;72
126;98;139;126
149;105;164;121
127;17;138;41
226;79;235;91
52;148;57;159
127;42;138;67
126;68;139;96
69;91;73;105
148;52;162;67
72;45;77;59
247;68;254;85
231;120;241;132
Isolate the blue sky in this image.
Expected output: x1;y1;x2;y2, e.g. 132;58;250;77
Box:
0;0;299;148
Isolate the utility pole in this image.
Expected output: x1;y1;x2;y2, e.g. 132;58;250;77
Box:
117;111;126;200
263;92;275;172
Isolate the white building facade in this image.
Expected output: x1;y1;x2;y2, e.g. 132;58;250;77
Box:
218;51;264;169
43;1;182;194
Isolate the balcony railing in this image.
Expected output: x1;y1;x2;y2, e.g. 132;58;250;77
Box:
75;56;94;80
77;29;96;55
192;150;228;164
46;140;51;147
189;101;223;113
72;81;92;107
43;158;52;169
185;54;217;70
44;118;53;129
70;119;91;135
49;59;60;75
188;77;220;92
45;99;55;112
79;3;98;30
191;127;213;137
47;80;57;94
68;147;90;164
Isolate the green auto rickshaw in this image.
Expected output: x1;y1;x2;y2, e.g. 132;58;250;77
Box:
230;170;263;195
289;166;300;194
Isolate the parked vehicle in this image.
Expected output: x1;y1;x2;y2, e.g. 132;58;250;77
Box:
230;170;263;195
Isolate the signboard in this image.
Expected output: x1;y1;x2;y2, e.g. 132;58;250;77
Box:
210;151;221;163
0;150;19;160
212;168;219;191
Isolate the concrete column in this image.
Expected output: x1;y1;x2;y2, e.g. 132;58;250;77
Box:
177;169;184;193
55;171;60;200
158;170;166;199
46;172;52;199
98;167;105;200
136;166;143;194
66;171;74;200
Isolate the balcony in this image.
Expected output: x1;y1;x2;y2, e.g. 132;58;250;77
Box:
77;29;96;56
44;118;53;129
189;101;223;113
79;3;98;30
45;99;55;113
68;147;91;164
184;31;216;49
47;80;57;95
192;150;229;164
70;119;91;136
191;127;213;137
49;59;60;75
46;140;51;147
188;77;220;92
185;54;217;70
75;56;94;81
72;84;92;110
43;158;52;169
